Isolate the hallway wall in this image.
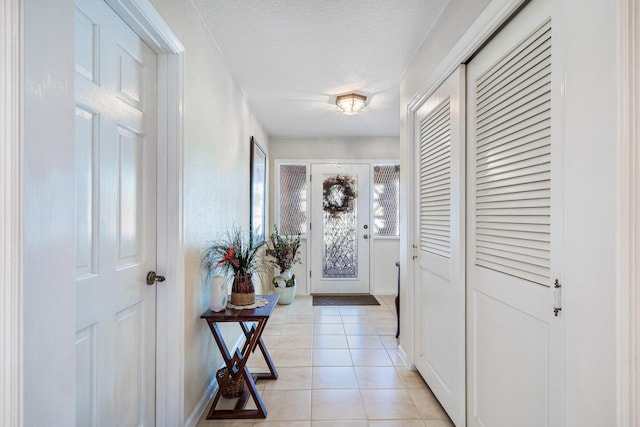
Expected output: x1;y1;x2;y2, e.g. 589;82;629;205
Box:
558;1;618;423
149;0;270;421
269;136;399;161
23;1;76;425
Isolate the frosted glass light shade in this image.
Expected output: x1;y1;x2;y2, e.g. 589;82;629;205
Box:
336;93;367;115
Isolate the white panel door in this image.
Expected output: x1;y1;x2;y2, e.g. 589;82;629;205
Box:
414;66;466;427
311;163;370;294
75;0;158;425
466;0;563;426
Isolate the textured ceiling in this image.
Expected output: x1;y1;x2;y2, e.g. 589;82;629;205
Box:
191;0;448;138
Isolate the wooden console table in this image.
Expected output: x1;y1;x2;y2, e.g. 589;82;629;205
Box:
200;294;279;419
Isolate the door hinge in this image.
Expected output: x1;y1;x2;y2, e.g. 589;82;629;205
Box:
553;279;562;317
412;243;418;260
309;270;312;278
309;222;312;230
309;174;312;182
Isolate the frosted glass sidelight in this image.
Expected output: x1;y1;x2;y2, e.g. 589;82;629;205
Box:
278;164;307;235
373;165;400;236
322;174;358;278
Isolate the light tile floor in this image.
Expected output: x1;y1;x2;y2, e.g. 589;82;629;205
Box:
197;295;453;427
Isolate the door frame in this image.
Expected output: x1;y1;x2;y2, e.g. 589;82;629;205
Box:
402;0;528;368
1;1;24;426
617;0;639;424
102;2;186;425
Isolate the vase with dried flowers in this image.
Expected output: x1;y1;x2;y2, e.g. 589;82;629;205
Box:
266;225;301;304
202;226;265;306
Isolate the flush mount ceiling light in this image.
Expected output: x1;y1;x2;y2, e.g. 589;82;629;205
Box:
336;93;368;115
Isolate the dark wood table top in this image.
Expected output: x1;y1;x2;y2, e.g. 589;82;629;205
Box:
200;294;279;321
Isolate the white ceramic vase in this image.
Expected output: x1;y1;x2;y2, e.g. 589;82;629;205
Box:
273;269;296;305
210;275;228;312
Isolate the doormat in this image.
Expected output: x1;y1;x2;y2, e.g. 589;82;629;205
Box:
312;295;380;306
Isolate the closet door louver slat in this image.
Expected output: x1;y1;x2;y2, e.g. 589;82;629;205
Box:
420;97;452;258
475;23;551;97
474;20;552;286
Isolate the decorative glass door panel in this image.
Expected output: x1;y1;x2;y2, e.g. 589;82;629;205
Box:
323;174;358;278
311;164;370;294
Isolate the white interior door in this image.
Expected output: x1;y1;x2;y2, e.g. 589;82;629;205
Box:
75;0;158;424
311;163;370;294
414;65;466;427
466;0;563;425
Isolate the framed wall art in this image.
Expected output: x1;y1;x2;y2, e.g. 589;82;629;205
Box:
250;136;267;247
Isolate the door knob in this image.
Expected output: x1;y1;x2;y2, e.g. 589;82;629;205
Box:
363;234;369;239
146;271;166;285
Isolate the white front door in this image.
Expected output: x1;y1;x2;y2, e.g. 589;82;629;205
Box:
74;0;158;424
310;163;370;294
414;65;466;427
466;0;563;425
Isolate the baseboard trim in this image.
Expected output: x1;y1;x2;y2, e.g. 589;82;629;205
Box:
184;378;217;427
398;343;409;368
184;334;245;426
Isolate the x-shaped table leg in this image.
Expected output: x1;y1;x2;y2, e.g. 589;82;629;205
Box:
240;321;278;381
205;318;278;419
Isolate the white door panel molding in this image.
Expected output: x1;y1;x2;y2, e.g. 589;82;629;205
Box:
75;1;159;423
74;0;185;425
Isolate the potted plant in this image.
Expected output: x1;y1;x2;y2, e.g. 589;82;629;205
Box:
202;226;265;306
265;225;301;304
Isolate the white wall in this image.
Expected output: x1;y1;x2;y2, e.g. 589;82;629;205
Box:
269;137;400;296
270;136;400;160
371;239;400;295
559;0;617;424
149;0;270;421
23;1;77;425
400;0;492;100
400;0;620;424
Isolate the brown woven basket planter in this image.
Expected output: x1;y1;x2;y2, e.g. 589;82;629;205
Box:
231;276;256;305
216;367;244;398
231;291;255;306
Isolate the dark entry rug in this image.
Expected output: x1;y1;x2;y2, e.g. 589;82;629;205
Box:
312;295;380;306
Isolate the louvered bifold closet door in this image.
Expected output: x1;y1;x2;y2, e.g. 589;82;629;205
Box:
414;66;466;427
466;5;561;424
474;20;551;286
420;98;451;258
